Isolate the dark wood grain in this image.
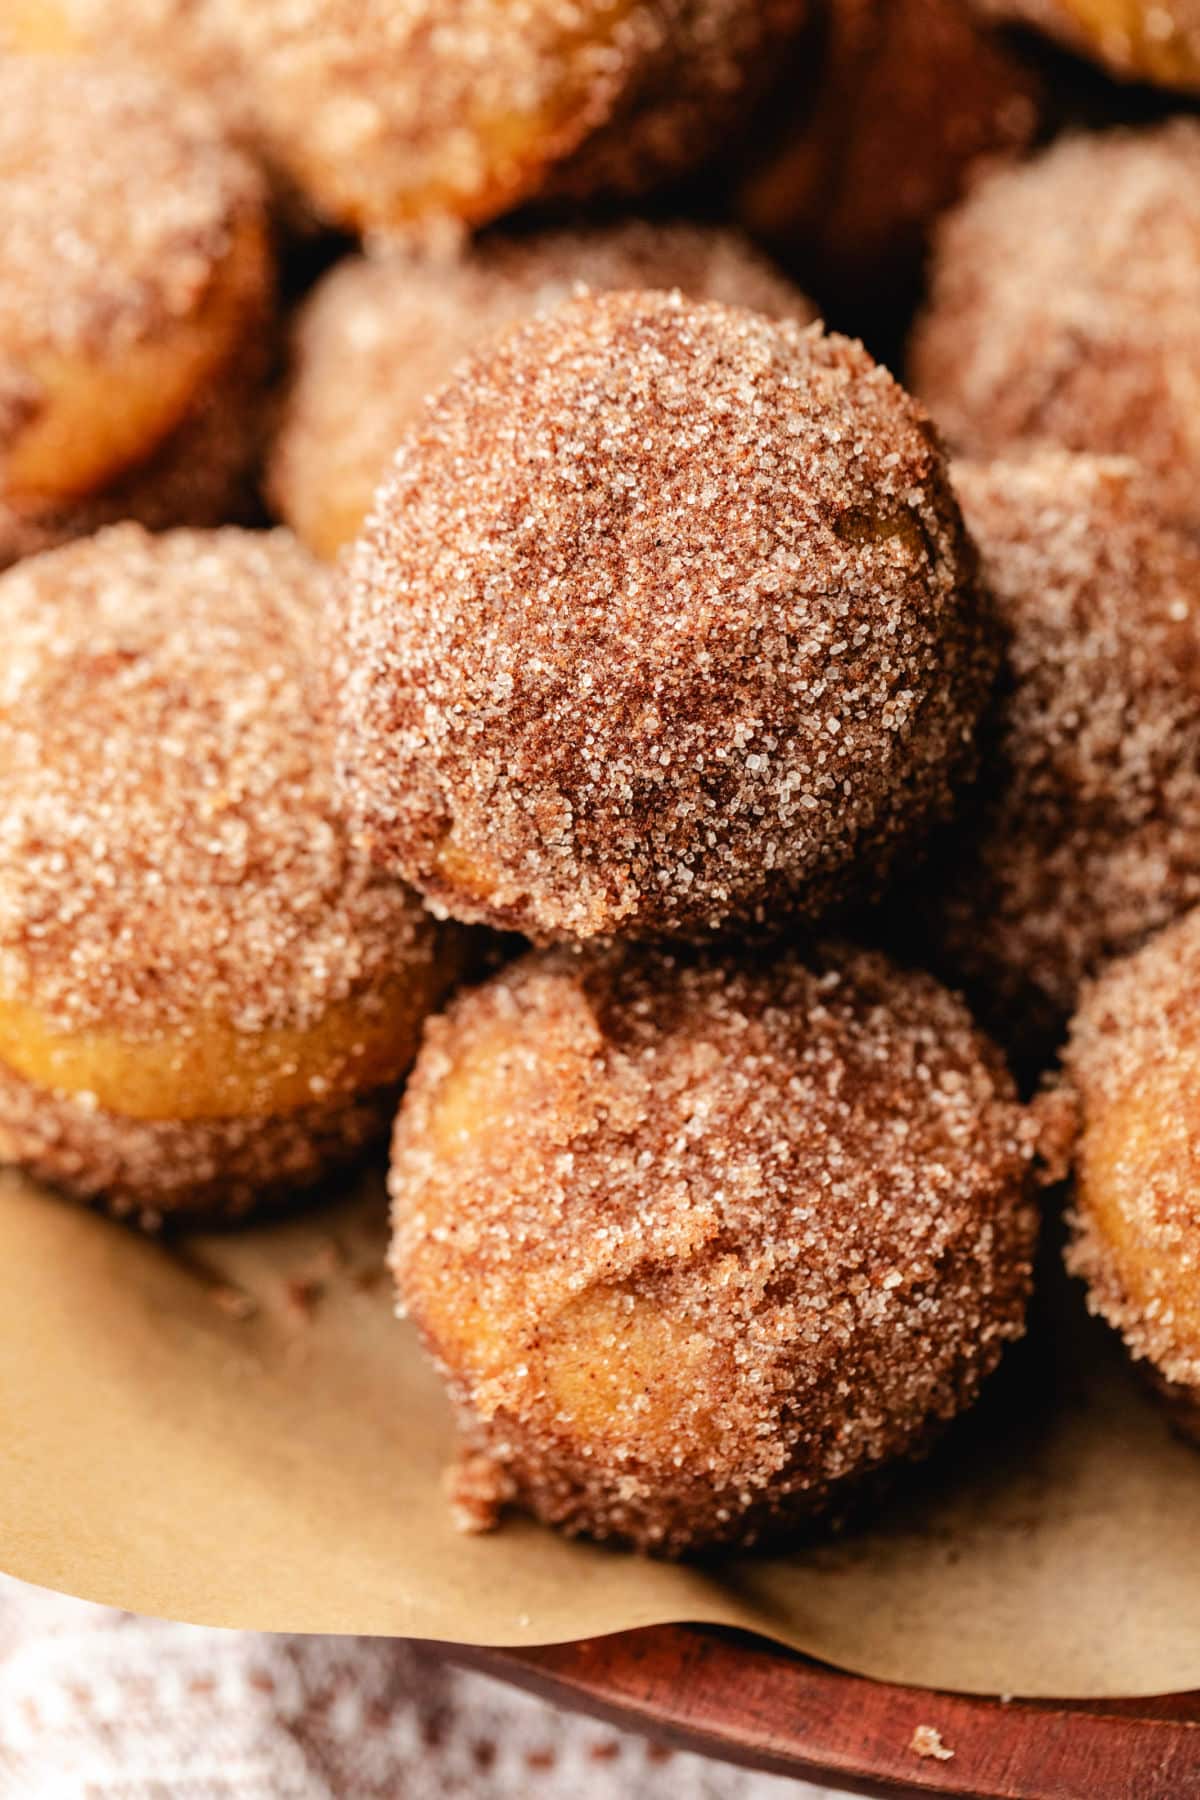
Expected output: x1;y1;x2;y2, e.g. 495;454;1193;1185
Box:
450;1626;1200;1800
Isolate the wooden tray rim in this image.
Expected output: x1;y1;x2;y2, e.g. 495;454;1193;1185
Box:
449;1624;1200;1800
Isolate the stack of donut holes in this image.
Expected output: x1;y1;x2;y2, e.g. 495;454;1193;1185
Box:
2;0;1199;1557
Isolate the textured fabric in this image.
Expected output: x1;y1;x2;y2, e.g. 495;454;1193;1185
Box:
0;1575;845;1798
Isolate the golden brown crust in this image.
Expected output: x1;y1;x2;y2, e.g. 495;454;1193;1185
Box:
390;941;1041;1554
1065;908;1200;1397
911;121;1200;530
269;223;816;558
0;1059;394;1228
928;452;1200;1051
0;314;271;571
336;290;992;942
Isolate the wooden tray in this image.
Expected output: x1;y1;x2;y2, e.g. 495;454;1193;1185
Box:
455;1626;1200;1799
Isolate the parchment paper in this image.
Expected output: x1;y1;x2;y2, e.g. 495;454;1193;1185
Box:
1;1165;1197;1699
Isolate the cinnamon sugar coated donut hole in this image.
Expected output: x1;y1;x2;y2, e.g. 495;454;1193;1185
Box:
0;56;273;568
926;452;1200;1054
37;0;807;233
910;122;1200;529
736;0;1042;308
336;289;992;943
1066;908;1200;1440
232;0;808;231
975;0;1200;91
269;223;817;559
0;526;466;1225
389;942;1041;1553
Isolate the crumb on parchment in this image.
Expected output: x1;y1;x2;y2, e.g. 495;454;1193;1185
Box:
447;1451;516;1536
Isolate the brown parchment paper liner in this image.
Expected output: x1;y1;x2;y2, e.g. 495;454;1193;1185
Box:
1;1165;1197;1700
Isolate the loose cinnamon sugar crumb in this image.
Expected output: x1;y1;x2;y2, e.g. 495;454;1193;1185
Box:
448;1449;516;1534
0;55;264;370
911;121;1200;529
269;222;815;556
0;525;439;1039
390;941;1039;1554
909;1724;954;1761
928;452;1200;1050
338;289;991;942
1029;1078;1079;1190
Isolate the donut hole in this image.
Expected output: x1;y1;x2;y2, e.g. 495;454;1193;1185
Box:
391;944;1038;1550
269;227;815;560
251;0;647;231
338;292;989;941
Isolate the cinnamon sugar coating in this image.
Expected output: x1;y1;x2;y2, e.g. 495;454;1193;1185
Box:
336;290;992;943
928;453;1200;1052
97;0;807;233
0;525;464;1216
0;1062;393;1229
269;223;816;558
18;0;808;230
736;0;1041;309
0;55;272;549
390;942;1041;1554
910;122;1200;529
0;56;261;365
1065;908;1200;1408
0;526;445;1038
187;0;653;233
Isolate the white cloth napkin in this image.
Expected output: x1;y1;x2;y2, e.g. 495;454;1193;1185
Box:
0;1575;847;1799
